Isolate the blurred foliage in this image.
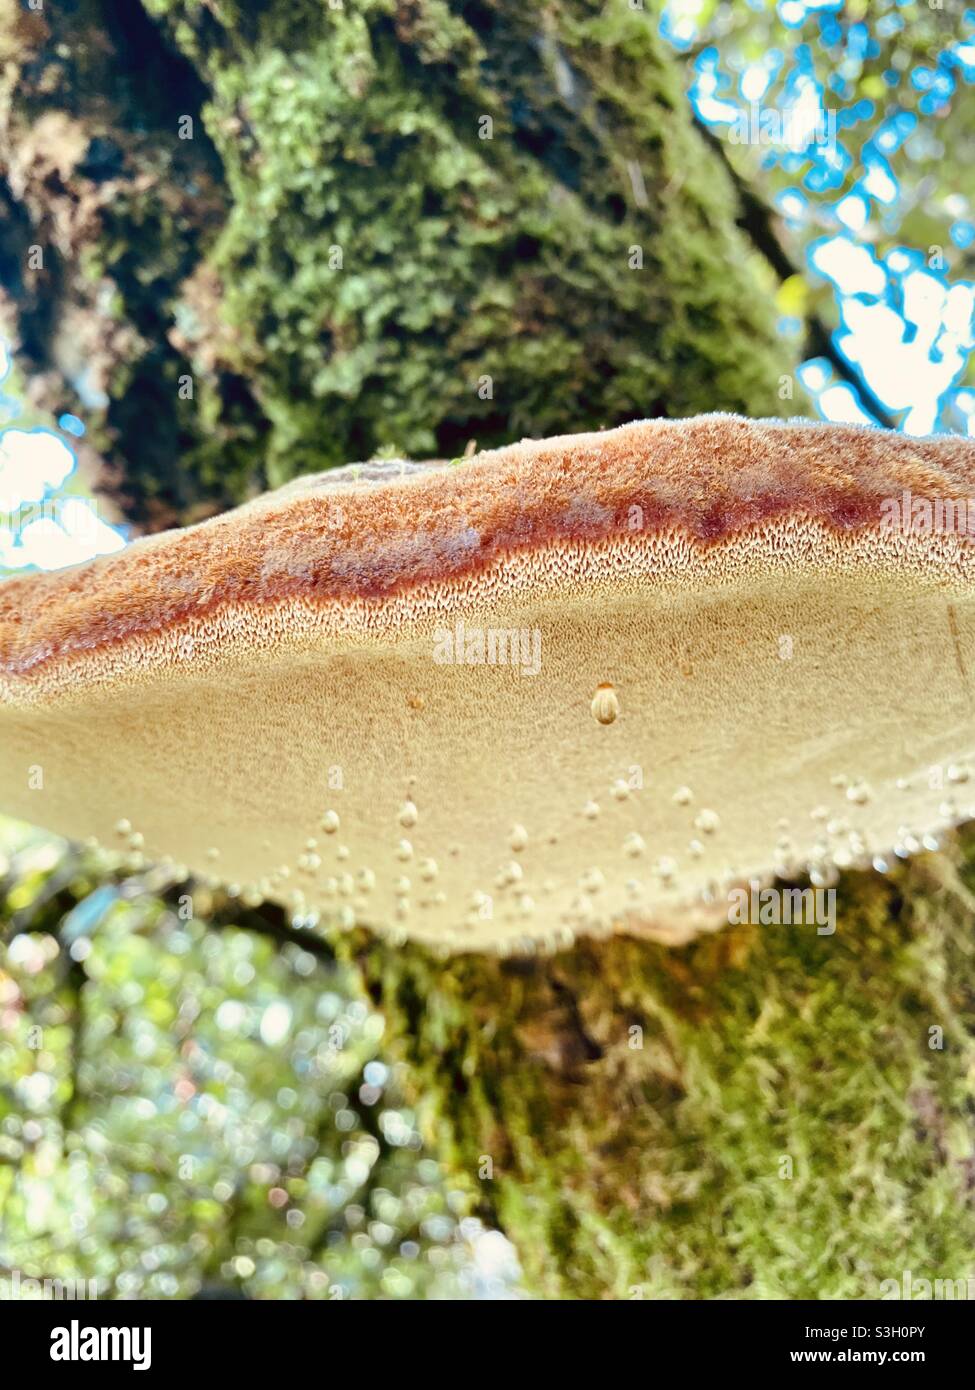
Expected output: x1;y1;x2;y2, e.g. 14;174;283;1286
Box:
663;0;975;430
0;819;519;1298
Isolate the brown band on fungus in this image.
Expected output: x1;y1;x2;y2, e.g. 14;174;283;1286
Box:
3;413;975;681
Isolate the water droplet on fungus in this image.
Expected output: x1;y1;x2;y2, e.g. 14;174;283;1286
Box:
509;824;528;852
591;682;620;725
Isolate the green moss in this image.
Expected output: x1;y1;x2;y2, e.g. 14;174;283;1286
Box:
357;833;975;1299
136;0;799;503
4;0;805;523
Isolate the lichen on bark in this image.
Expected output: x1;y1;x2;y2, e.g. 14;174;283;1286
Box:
3;0;799;529
354;834;975;1299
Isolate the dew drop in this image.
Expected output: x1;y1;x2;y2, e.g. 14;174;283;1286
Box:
398;799;419;828
611;779;630;801
591;683;620;726
395;839;413;861
654;856;677;882
583;799;600;820
673;786;693;806
623;832;645;858
509;824;528;852
321;810;340;834
495;861;523;889
114;818;132;837
694;808;720;834
418;857;438;882
846;781;871;806
809;862;839;888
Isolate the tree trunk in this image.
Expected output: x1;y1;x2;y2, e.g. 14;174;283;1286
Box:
1;0;796;529
353;837;975;1298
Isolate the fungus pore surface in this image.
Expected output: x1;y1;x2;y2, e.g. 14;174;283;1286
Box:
3;413;975;951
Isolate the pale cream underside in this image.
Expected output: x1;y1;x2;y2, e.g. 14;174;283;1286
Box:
3;522;975;952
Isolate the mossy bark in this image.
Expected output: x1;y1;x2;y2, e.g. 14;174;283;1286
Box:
354;839;975;1298
2;0;798;529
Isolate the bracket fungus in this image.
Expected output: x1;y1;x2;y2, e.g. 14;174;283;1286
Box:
3;413;975;952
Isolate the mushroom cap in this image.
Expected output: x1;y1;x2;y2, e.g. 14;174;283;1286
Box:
3;413;975;951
